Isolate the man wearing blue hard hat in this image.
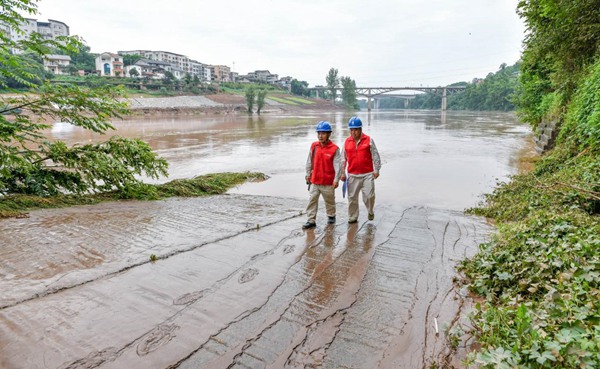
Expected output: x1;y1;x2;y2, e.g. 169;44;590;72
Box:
341;116;381;223
302;121;342;229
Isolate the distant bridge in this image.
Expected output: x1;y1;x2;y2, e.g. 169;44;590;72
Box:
307;86;466;111
370;93;417;109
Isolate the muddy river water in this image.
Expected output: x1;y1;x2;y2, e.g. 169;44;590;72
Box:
47;109;532;209
0;110;533;368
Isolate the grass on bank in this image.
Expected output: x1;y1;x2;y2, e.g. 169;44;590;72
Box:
0;172;267;219
456;62;600;368
283;96;315;104
266;96;301;105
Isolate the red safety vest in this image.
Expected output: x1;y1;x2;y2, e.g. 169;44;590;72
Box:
310;140;338;185
344;133;374;175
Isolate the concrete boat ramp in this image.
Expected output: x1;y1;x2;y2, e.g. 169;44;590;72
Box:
0;194;492;369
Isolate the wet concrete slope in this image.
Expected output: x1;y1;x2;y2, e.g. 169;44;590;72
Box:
0;196;491;369
0;195;304;309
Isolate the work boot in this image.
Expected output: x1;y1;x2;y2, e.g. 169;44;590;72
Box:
368;213;375;221
327;216;336;224
348;218;358;224
302;221;316;229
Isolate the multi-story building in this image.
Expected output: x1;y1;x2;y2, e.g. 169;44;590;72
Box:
276;76;293;90
119;50;214;82
210;65;231;83
1;18;70;54
189;59;212;82
43;54;71;75
242;70;279;84
95;52;124;77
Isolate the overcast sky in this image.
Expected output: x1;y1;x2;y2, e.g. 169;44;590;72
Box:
34;0;525;87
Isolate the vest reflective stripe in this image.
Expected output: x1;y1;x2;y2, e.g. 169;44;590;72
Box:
310;141;338;185
345;134;374;174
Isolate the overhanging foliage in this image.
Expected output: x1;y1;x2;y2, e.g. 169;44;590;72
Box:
1;0;168;196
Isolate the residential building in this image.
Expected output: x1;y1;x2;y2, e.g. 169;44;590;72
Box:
95;52;124;77
276;76;293;90
125;58;168;79
210;65;231;83
119;50;214;82
1;18;69;54
241;70;280;84
43;54;71;75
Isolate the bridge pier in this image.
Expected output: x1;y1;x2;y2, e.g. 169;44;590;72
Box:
368;97;372;111
441;88;447;112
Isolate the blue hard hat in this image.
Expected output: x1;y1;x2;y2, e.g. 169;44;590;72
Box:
316;121;332;132
348;116;363;128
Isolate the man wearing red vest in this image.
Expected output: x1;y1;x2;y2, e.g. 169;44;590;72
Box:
302;121;342;229
341;116;381;223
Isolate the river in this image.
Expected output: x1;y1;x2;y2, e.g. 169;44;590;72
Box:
49;109;532;210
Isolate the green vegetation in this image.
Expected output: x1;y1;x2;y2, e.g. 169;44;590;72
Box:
449;63;518;111
244;86;255;113
266;96;300;105
0;172;267;218
284;96;314;104
290;79;310;96
340;76;359;109
456;1;600;367
64;44;96;73
1;1;170;198
256;89;267;114
221;82;277;94
325;67;339;104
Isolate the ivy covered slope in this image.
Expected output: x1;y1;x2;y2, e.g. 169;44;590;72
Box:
460;62;599;368
457;0;600;364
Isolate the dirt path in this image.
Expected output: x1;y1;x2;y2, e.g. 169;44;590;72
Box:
0;195;491;369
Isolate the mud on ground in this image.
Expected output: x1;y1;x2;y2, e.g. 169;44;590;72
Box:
0;194;491;369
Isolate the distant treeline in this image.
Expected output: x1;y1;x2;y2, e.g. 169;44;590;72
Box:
360;62;519;111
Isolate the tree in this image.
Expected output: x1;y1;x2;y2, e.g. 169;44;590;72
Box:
340;76;358;109
290;79;309;96
163;71;175;83
325;68;339;104
256;89;267;114
122;54;142;67
128;68;139;78
66;44;96;73
516;0;600;126
245;86;255;113
0;52;51;89
0;0;168;196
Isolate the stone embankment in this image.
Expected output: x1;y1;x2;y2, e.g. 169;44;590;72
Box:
123;95;243;116
127;96;224;109
122;94;343;116
533;120;559;153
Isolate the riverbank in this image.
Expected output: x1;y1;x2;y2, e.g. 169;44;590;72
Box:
123;93;347;117
458;62;600;367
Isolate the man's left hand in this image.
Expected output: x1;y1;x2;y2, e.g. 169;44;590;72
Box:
373;172;380;179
